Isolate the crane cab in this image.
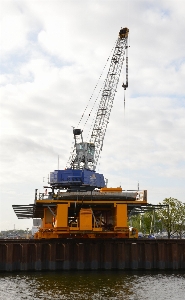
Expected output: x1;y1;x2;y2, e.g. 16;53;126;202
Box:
75;142;95;164
72;128;95;170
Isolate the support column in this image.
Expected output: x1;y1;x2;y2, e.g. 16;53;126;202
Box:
6;243;13;271
21;244;28;271
144;243;153;269
35;243;42;270
131;242;138;269
49;243;56;270
116;242;125;269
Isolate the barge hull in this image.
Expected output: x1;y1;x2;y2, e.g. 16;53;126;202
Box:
0;239;185;271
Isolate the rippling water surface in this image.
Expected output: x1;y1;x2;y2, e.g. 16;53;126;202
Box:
0;271;185;299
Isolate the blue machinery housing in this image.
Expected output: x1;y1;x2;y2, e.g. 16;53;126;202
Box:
50;169;105;189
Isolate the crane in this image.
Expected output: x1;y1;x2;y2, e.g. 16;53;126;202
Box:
68;28;129;171
12;27;148;240
50;28;129;190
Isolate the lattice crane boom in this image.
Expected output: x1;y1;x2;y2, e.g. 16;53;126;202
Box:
67;27;129;174
90;27;129;170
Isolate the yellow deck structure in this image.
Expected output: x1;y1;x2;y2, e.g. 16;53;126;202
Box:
33;188;147;239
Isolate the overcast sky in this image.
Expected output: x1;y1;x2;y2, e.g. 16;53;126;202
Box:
0;0;185;231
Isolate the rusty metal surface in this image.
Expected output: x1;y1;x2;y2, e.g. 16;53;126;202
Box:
0;239;185;271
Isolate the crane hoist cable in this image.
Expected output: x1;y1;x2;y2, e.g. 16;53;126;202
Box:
123;43;129;113
83;80;104;132
77;39;117;129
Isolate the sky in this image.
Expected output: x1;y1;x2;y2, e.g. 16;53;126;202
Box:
0;0;185;231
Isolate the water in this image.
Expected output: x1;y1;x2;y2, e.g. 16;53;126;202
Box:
0;271;184;300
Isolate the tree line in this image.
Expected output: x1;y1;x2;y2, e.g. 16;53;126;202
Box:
129;198;185;239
